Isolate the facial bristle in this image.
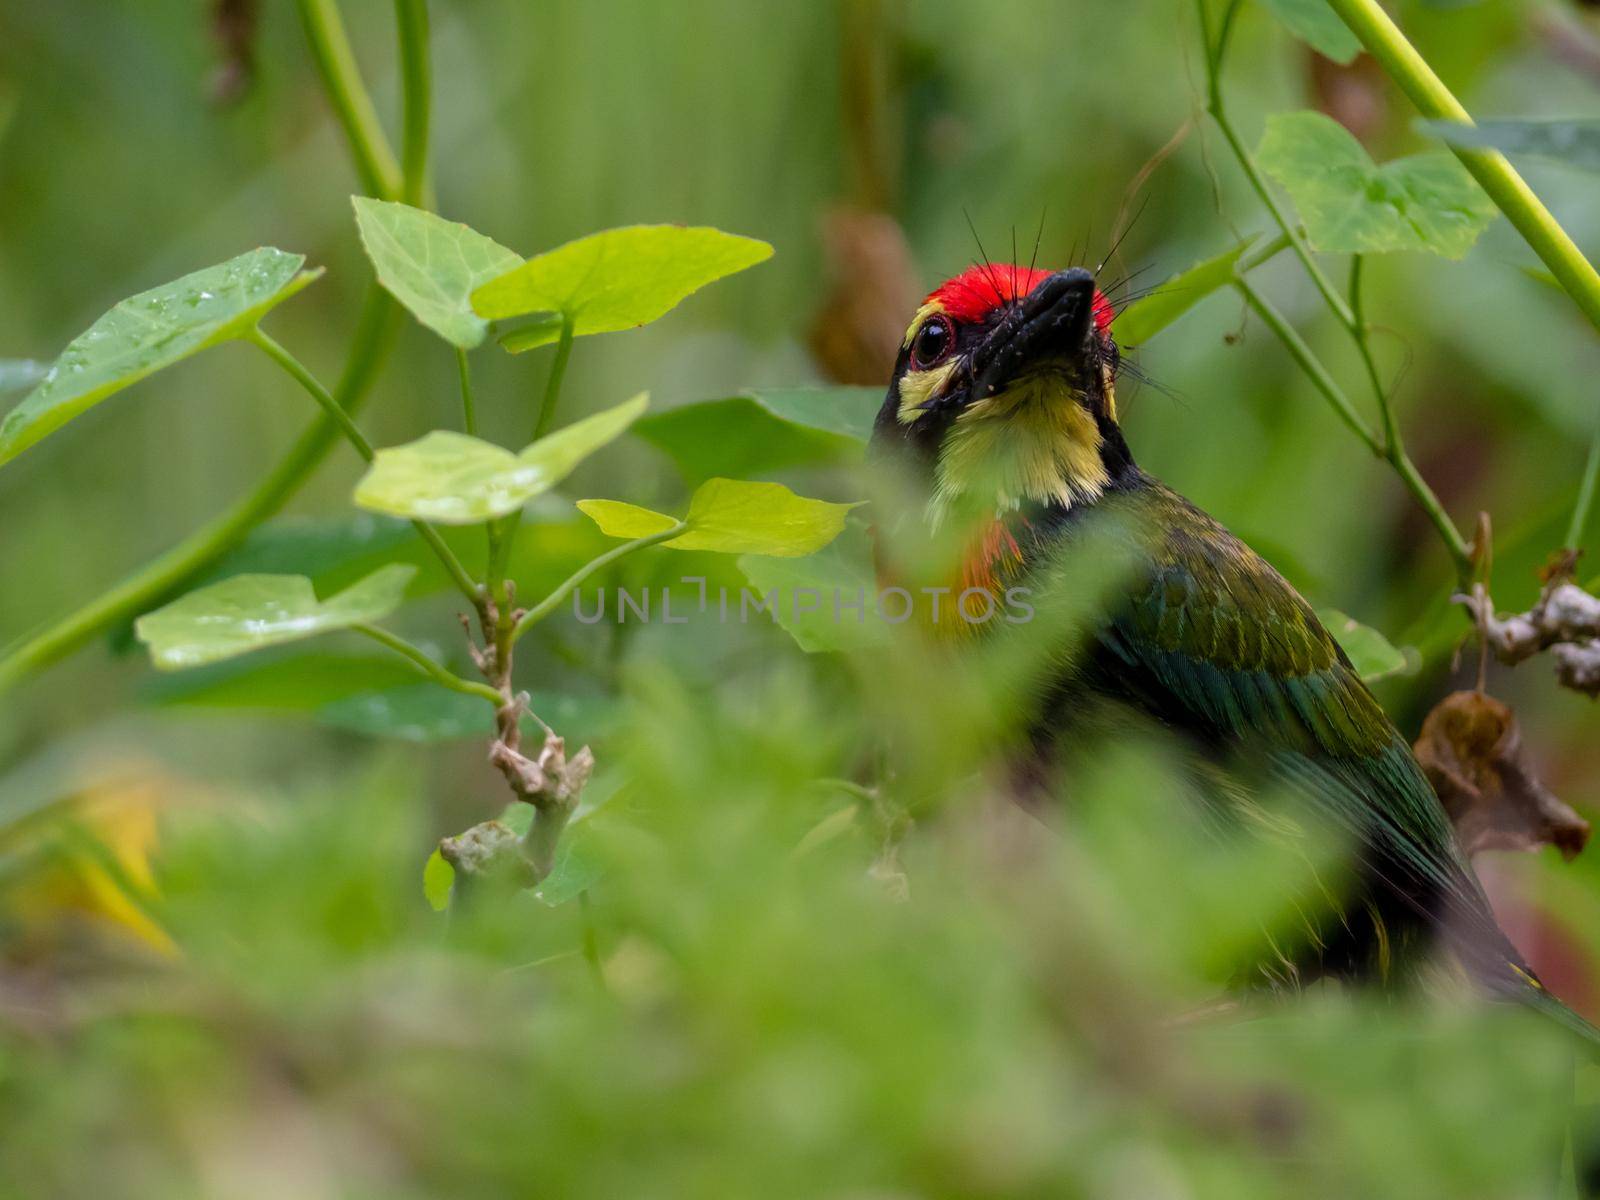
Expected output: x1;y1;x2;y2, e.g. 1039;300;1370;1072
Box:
927;265;1114;333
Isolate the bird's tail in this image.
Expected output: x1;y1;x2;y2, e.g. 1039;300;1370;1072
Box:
1486;957;1600;1050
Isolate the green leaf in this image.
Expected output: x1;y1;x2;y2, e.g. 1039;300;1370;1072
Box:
203;510;613;609
633;386;877;483
1255;0;1361;64
1319;608;1417;682
471;225;773;349
1257;111;1497;258
1420;118;1600;175
352;197;522;349
317;686;613;744
133;564;415;671
534;827;605;907
580;477;856;557
354;394;648;523
0;248;320;466
571;499;681;539
1112;237;1257;345
142;650;421;711
737;526;884;653
0;360;48;398
422;849;454;912
494;312;567;354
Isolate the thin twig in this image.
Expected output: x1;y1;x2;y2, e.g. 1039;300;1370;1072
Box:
1231;277;1381;455
352;623;504;706
533;315;575;440
511;523;688;644
455;347;479;436
393;0;432;207
295;0;403;200
248;329;483;603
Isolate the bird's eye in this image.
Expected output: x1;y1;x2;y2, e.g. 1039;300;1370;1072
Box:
911;317;954;369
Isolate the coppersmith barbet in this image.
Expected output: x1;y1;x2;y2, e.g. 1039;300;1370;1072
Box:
867;261;1590;1030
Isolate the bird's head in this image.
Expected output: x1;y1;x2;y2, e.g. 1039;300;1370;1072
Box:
870;264;1132;525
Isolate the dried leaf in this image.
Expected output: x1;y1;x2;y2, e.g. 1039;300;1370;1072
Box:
1414;690;1590;861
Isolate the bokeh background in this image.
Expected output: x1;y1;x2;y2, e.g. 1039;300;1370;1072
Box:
3;1;1600;1195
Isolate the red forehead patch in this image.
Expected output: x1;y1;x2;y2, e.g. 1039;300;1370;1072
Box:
927;265;1114;333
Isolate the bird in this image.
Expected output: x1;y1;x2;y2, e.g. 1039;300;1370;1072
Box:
867;259;1596;1038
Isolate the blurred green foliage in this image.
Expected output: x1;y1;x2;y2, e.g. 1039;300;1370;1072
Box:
3;1;1600;1194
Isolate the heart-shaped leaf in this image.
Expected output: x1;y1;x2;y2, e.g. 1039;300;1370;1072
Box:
1258;111;1497;258
134;564;415;670
1112;236;1258;346
0;248;320;466
1319;608;1417;682
634;386;878;482
471;225;773;350
737;526;885;653
1420;118;1600;175
1255;0;1361;64
352;198;522;348
579;477;856;557
354;394;648;523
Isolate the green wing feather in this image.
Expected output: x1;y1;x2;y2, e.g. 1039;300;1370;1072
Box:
1081;482;1511;980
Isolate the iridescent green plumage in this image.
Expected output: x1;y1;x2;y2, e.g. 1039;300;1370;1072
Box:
1031;476;1520;990
869;261;1590;1027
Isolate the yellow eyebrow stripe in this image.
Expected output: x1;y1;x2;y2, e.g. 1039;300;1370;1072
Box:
896;360;959;424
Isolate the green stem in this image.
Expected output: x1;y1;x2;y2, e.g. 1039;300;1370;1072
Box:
1198;0;1356;330
489;516;519;590
393;0;432;207
1348;257;1399;455
1235;276;1473;579
249;329;376;461
455;348;479;436
352;623;503;705
296;0;403;201
1569;414;1600;552
1237;230;1292;275
533;316;575;440
1232;277;1380;455
1389;447;1475;582
1325;0;1600;334
511;523;687;644
249;329;482;603
0;286;398;696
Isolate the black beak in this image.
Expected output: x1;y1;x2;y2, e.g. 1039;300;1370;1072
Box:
969;268;1099;402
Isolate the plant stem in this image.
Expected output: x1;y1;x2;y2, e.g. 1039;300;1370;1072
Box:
488;516;519;590
1234;275;1474;579
352;623;503;705
249;329;377;461
1232;276;1380;455
455;347;479;436
511;523;687;644
533;315;575;440
248;329;482;603
393;0;432;207
1236;230;1292;275
1324;0;1600;334
296;0;403;201
1569;414;1600;552
1348;257;1399;455
1389;446;1475;580
0;285;398;696
1197;0;1356;330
